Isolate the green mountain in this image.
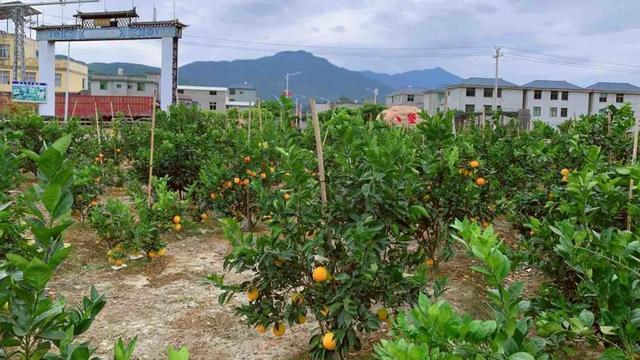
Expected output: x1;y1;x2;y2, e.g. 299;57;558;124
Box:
87;51;461;100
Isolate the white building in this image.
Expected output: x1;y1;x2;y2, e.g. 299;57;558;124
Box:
385;88;427;109
521;80;589;126
445;77;522;114
423;87;447;115
585;82;640;115
177;85;228;112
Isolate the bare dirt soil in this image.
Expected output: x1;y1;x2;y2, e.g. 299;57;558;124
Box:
50;218;550;360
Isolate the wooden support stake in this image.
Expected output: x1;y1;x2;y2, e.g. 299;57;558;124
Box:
70;100;77;119
248;106;253;143
147;98;157;207
110;102;115;122
128;104;134;121
94;103;101;147
309;98;327;208
257;100;263;132
628;115;639;230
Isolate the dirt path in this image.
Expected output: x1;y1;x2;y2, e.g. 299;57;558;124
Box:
53;223;321;360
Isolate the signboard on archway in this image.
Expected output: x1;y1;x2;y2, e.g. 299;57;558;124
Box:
33;8;185;117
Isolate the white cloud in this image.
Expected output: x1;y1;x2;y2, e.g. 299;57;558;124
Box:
27;0;640;86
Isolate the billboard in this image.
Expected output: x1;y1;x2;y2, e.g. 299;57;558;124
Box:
12;82;47;103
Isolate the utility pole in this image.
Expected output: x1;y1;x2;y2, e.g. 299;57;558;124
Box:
365;87;379;104
493;46;502;110
285;71;302;98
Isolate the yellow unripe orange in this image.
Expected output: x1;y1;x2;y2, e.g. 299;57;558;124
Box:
312;266;329;282
561;175;568;183
424;258;434;267
158;248;168;256
283;193;290;201
234;177;241;185
260;172;267;179
296;314;306;324
201;213;209;221
469;160;480;168
291;292;304;305
210;192;217;200
255;324;267;333
322;332;337;351
173;223;182;232
148;250;159;259
172;215;181;224
272;322;286;337
560;168;570;177
247;288;260;302
377;308;388;321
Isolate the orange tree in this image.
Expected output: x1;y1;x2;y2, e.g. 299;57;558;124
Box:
211;112;430;358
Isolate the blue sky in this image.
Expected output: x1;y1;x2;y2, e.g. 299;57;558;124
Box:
23;0;640;86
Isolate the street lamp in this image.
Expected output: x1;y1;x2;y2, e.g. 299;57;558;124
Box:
285;71;302;98
365;88;379;105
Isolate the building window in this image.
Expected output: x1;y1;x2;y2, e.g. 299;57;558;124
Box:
407;94;415;102
128;84;132;89
466;88;476;97
497;89;502;98
178;89;184;94
534;90;542;99
550;91;558;100
560;108;568;117
25;72;37;82
497;105;502;111
465;104;475;113
483;88;493;98
599;93;607;102
0;44;9;59
533;106;541;117
137;83;145;91
0;71;10;84
209;90;217;95
116;84;122;88
192;101;199;107
483;105;492;113
209;102;217;110
99;81;108;90
549;107;557;117
229;89;236;95
55;73;62;87
616;93;624;103
561;91;569;100
82;77;86;89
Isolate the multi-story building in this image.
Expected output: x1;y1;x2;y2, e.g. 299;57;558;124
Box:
585;82;640;115
89;68;159;97
0;32;87;93
228;83;258;109
521;80;589;126
177;85;228;112
385;88;427;108
445;77;522;114
423;86;447;115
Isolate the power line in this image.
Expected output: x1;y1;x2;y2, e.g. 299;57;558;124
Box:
504;46;640;71
184;34;493;51
504;54;640;75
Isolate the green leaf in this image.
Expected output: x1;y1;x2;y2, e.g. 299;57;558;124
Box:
578;310;595;327
508;353;535;360
23;258;52;290
167;345;190;360
51;134;72;155
42;183;62;214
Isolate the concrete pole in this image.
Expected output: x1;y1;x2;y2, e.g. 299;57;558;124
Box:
64;41;70;123
493;46;502;111
38;40;56;117
285;73;289;97
160;37;173;111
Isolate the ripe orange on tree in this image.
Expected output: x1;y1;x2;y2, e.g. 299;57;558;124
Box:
560;168;570;177
148;250;159;259
475;177;487;186
255;324;267;334
283;193;291;201
201;213;209;221
469;160;480;168
242;178;250;186
272;322;286;337
247;288;260;302
313;266;329;282
322;332;337;351
158;248;168;256
172;215;181;224
243;156;251;164
233;177;241;185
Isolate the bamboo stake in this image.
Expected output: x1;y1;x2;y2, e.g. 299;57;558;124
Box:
127;104;134;121
110;102;115;123
237;107;242;128
257;100;263;132
147;97;157;207
309;98;327;208
70;100;77;119
628;115;639;231
248;106;253;143
94;103;101;147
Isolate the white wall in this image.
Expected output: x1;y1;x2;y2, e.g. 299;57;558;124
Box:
589;92;640;115
446;86;522;113
424;92;445;115
524;89;589;126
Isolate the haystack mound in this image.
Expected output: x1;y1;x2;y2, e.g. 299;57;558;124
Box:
377;105;424;126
